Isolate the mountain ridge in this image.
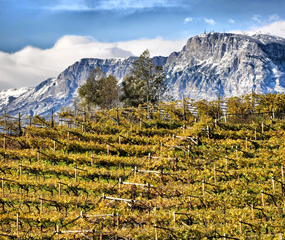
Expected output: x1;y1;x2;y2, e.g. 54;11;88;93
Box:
1;32;285;116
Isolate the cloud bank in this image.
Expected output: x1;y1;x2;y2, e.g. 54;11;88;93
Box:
0;36;186;90
44;0;178;11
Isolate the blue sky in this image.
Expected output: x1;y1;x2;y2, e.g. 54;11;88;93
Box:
0;0;285;89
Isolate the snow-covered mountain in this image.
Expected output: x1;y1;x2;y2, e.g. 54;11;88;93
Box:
1;32;285;116
164;32;285;100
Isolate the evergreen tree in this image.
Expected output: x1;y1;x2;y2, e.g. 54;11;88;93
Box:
122;50;166;108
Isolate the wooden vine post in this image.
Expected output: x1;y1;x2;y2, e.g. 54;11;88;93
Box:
75;166;77;182
207;125;210;139
19;163;22;180
118;178;122;189
18;112;22;136
2;177;4;196
225;155;228;172
262;122;264;133
245;137;248;150
213;166;217;183
182;95;186;121
173;211;176;228
37;151;40;163
107;144;110;156
17;213;19;238
202;180;205;196
251;204;254;219
58;180;61;197
272;177;275;191
51;109;54;128
40;195;43;214
3;137;6;150
281;166;284;183
261;190;265;207
236;146;238;158
239;218;242;234
91;154;94;168
74;102;77;127
154;224;158;240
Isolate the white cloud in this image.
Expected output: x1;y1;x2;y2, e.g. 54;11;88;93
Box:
249;20;285;38
252;14;262;24
0;35;186;90
184;17;193;24
268;14;280;22
251;14;281;25
45;0;178;11
229;19;235;24
204;18;216;25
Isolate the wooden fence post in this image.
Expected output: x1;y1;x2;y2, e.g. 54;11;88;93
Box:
107;145;110;156
239;218;242;234
225;155;228;172
262;122;264;133
202;180;205;196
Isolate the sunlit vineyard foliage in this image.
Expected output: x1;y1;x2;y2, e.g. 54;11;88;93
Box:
1;94;285;239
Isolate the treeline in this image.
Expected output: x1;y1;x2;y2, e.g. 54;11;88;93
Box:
78;49;166;111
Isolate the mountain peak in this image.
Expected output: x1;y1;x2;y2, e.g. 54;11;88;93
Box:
1;32;285;116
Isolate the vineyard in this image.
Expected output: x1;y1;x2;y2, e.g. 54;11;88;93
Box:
1;103;285;239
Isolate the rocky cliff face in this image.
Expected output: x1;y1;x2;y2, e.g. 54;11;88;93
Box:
164;32;285;100
1;32;285;116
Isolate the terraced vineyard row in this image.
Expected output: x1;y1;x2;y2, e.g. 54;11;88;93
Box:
1;107;285;239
